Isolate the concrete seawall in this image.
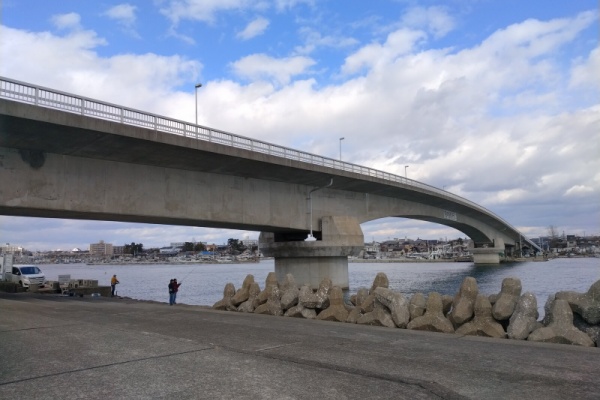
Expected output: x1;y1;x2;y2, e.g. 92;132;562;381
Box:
1;292;598;399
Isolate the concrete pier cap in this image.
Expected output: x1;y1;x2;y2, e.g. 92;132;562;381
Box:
259;216;364;289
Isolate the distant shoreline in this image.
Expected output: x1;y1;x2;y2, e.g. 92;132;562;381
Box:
349;258;451;263
30;254;597;266
85;260;261;266
350;255;596;263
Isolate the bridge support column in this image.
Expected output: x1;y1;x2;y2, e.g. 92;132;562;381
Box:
470;238;505;264
259;216;364;289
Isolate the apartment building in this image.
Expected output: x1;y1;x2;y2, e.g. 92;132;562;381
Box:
89;240;114;256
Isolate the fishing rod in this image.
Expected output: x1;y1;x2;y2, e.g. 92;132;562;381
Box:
179;267;196;283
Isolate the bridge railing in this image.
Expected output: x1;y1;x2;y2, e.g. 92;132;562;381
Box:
0;76;540;250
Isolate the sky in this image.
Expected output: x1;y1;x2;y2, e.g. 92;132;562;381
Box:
0;0;598;251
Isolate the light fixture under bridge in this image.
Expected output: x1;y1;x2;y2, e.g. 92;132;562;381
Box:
305;178;334;241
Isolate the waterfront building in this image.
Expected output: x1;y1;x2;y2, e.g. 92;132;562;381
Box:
0;243;23;255
89;240;114;256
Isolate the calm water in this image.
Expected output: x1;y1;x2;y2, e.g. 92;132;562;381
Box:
38;258;599;317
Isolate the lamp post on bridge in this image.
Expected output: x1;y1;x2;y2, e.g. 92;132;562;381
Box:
405;165;409;179
305;178;334;241
194;83;202;125
339;137;345;161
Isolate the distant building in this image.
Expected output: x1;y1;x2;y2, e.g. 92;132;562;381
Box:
241;239;258;248
113;246;125;255
89;240;114;256
0;243;24;255
205;244;218;252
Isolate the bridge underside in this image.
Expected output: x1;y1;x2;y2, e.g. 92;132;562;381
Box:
395;215;494;244
394;214;515;263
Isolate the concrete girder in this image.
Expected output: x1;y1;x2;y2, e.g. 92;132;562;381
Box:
1;145;516;259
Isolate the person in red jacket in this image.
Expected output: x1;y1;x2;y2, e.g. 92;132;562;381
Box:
170;278;181;305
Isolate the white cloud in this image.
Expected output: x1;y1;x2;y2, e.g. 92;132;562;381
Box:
565;185;594;196
570;46;600;90
51;13;82;30
166;25;196;45
480;11;596;60
0;25;200;116
102;4;139;38
229;53;315;85
274;0;315;12
103;4;137;27
401;6;456;39
294;27;359;55
0;26;108;87
160;0;258;25
236;17;269;40
340;29;426;75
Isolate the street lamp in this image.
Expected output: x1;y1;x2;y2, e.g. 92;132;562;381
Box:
339;137;345;161
404;165;409;178
194;83;202;125
305;178;334;241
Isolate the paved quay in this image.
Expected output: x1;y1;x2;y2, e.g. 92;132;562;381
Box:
1;292;598;400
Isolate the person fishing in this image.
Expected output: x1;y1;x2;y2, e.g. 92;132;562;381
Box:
168;278;181;305
110;274;119;297
168;279;174;305
168;268;194;305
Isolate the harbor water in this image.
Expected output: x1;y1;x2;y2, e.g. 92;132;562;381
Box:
38;257;598;317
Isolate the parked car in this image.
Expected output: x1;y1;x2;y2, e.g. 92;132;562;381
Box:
3;265;46;289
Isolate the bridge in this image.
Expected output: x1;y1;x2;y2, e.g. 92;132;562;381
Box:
0;77;540;289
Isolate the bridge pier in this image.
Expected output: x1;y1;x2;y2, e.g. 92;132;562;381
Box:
470;238;505;264
259;216;364;289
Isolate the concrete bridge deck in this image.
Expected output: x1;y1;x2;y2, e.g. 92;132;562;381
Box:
1;292;597;399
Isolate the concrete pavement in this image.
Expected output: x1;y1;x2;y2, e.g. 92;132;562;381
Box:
0;292;598;399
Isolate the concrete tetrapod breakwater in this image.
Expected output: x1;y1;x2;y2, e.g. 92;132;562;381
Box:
214;272;600;347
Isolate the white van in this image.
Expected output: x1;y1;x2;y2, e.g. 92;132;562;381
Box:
5;265;46;289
